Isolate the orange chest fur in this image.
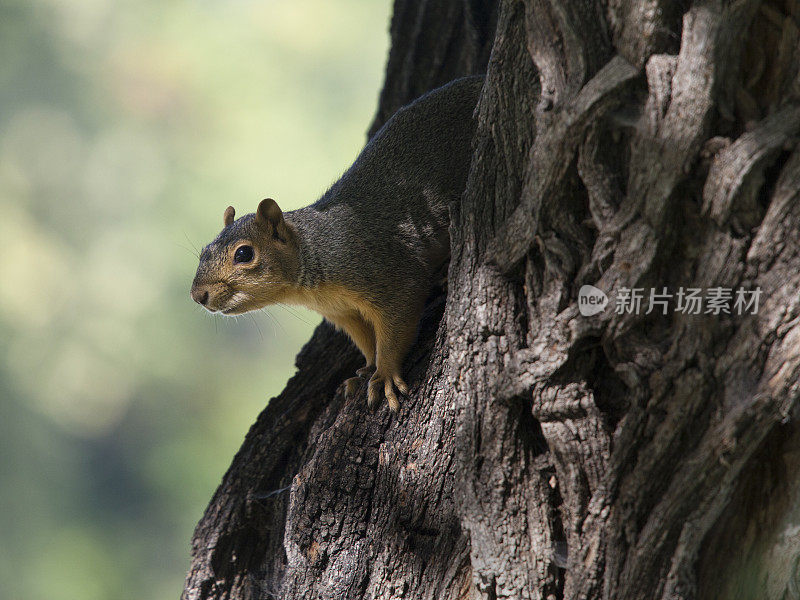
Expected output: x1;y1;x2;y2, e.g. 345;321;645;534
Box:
283;283;382;325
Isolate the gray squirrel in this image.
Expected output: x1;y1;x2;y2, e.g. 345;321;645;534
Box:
191;76;483;410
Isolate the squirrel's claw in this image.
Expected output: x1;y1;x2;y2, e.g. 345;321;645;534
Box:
384;380;400;412
393;375;409;395
367;372;408;412
367;376;381;408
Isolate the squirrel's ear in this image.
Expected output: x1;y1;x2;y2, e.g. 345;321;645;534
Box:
256;198;291;243
223;206;235;227
256;198;283;227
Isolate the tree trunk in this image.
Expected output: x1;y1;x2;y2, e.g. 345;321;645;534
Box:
182;1;800;599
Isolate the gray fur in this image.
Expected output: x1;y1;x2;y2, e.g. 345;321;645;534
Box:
195;76;483;327
288;76;483;313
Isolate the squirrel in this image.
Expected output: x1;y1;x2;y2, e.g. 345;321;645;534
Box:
190;76;482;411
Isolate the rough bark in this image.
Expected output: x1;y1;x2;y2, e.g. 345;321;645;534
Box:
183;1;800;599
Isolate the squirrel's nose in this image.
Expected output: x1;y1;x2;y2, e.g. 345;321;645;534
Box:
191;286;210;306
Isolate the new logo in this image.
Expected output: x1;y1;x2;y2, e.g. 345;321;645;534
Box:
578;285;608;316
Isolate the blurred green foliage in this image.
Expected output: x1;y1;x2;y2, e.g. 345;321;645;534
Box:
0;0;390;597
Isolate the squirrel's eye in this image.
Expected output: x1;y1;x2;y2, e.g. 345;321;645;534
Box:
234;245;255;264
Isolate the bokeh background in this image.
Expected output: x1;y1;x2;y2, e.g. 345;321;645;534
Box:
0;0;390;598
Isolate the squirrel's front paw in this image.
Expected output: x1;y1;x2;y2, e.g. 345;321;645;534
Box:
367;371;409;412
343;376;364;400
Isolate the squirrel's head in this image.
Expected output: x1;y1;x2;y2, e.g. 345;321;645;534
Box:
190;198;300;315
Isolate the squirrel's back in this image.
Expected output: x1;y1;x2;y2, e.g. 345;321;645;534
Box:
288;76;483;303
